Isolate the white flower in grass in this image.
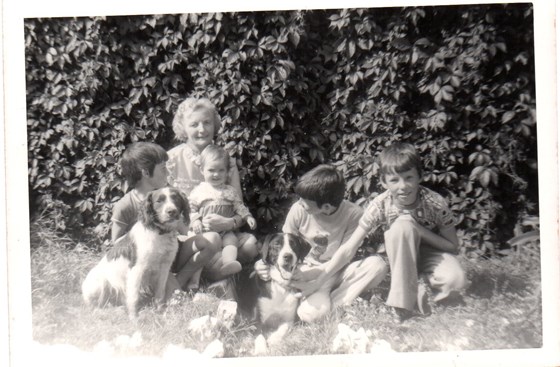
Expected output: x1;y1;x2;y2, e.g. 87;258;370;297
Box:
113;331;143;350
369;339;396;353
203;339;224;358
188;315;219;341
254;334;268;356
217;300;238;329
332;323;371;354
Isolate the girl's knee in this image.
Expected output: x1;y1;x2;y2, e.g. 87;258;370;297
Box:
239;240;258;261
198;233;221;253
297;292;331;323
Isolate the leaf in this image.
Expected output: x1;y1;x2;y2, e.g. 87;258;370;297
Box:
479;169;491;187
391;37;411;51
288;32;300;47
501;111;516;124
348;41;356;57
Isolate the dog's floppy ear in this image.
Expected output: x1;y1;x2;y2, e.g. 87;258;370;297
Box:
175;189;190;227
139;190;156;227
291;234;312;262
260;234;274;264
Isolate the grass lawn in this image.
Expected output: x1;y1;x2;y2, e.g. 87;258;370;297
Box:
29;218;542;359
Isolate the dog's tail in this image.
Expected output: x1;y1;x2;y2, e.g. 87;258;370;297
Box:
82;263;126;307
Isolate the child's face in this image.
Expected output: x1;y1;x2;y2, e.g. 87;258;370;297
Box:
145;162;168;190
183;109;216;151
382;168;421;207
298;198;334;216
202;158;227;187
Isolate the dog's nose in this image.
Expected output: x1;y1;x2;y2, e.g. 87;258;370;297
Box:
166;208;178;217
283;253;293;262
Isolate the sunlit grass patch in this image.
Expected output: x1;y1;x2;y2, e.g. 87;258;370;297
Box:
30;220;542;357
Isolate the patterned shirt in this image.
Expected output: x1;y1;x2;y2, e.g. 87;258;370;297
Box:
359;186;455;234
188;182;252;223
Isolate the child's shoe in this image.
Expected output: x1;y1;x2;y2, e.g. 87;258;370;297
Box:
391;307;414;323
220;260;242;276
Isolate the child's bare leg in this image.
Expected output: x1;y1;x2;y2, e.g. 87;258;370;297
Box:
175;233;220;290
185;268;202;291
220;232;242;275
237;233;259;263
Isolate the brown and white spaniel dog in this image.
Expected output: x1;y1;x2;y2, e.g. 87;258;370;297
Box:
82;187;188;320
256;233;311;345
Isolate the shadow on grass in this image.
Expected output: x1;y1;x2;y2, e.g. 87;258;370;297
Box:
465;263;535;299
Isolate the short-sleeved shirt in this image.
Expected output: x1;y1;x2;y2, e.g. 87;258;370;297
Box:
111;190;143;235
167;143;240;197
359;186;455;235
188;182;252;223
283;200;364;264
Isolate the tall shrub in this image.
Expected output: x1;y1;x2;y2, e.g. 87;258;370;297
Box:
26;4;537;255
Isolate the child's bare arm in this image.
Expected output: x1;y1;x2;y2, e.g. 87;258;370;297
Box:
111;221;127;243
294;226;369;297
323;226;369;275
177;220;190;235
416;224;459;254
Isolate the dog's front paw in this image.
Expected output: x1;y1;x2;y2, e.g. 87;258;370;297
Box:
266;323;290;346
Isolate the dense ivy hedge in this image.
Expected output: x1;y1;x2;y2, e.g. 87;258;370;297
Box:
25;4;537;256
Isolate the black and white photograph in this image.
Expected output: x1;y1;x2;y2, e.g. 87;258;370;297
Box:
2;0;559;366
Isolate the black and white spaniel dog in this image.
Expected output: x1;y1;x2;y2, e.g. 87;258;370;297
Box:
82;187;188;320
255;233;311;344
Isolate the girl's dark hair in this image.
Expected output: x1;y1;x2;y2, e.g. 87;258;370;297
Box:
378;142;423;182
120;142;168;187
294;164;346;208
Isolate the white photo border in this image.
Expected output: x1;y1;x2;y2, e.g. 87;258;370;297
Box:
3;1;559;366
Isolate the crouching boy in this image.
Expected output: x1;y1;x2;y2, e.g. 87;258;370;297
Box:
255;164;388;323
330;142;468;322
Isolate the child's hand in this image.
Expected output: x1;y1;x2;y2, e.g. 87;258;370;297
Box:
192;220;204;234
246;216;257;230
254;259;270;281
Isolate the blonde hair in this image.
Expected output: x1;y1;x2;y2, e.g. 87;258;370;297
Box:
172;98;222;142
200;144;230;171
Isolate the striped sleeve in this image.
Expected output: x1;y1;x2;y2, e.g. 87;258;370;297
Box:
358;199;384;235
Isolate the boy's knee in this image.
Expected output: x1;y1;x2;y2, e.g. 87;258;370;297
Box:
385;216;418;242
364;256;389;279
297;292;331;323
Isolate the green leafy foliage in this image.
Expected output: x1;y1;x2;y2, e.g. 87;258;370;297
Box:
26;5;537;255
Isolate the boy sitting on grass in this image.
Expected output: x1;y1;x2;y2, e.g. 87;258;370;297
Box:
322;142;468;322
255;164;388;323
111;142;219;295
